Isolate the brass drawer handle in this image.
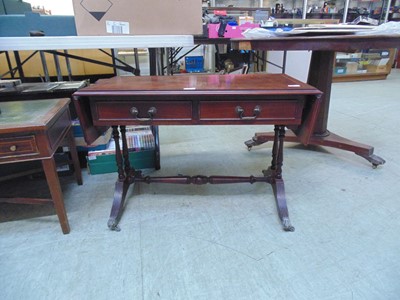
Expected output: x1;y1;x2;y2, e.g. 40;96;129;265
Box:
130;106;157;121
235;105;261;120
9;145;17;151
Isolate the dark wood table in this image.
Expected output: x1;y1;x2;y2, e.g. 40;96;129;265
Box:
73;73;322;231
230;34;400;167
0;98;82;234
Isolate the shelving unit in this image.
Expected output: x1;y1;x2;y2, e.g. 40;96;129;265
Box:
389;0;400;21
208;0;397;82
209;0;391;22
333;49;396;82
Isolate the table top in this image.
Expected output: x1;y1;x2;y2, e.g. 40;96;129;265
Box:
74;73;321;97
230;33;400;51
0;98;70;132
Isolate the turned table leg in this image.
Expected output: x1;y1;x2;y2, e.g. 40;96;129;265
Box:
107;126;137;231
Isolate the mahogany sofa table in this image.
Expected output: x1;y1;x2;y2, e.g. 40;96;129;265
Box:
0;98;82;234
73;73;322;232
231;33;400;167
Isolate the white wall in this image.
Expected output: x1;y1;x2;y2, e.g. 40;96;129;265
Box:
266;50;312;82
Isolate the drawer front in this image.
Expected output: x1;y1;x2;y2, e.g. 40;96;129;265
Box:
92;101;192;124
0;135;39;158
199;100;304;124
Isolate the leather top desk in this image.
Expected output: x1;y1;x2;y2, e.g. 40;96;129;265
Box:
73;73;322;231
0;98;82;234
231;33;400;167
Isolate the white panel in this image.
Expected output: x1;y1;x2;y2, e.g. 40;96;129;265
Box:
267;50;312;82
0;35;194;51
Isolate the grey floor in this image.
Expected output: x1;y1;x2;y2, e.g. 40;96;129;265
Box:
1;69;400;300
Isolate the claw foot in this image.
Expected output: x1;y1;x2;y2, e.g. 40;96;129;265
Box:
107;219;121;232
244;139;255;150
282;217;295;232
356;153;385;168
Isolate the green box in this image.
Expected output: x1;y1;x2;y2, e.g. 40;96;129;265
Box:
87;150;155;175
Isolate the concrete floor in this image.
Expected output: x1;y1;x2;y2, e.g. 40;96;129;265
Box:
1;69;400;300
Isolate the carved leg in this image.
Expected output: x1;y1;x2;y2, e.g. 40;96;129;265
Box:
262;125;281;177
112;126;126;181
271;125;280;171
275;126;285;178
151;125;161;170
108;126;133;231
264;125;295;232
120;126;132;176
271;178;294;232
108;179;132;231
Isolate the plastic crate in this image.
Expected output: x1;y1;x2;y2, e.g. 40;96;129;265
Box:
86;150;155;175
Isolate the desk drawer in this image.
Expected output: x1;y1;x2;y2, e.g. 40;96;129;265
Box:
0;136;39;158
199;100;304;124
92;101;192;124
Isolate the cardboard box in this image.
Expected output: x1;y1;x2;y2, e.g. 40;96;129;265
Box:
366;65;387;73
72;0;202;36
346;62;358;74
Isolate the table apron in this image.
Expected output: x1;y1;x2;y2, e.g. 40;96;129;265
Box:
90;98;305;126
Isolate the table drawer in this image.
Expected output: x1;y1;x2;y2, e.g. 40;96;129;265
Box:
92;101;192;124
199;100;304;124
0;135;39;158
